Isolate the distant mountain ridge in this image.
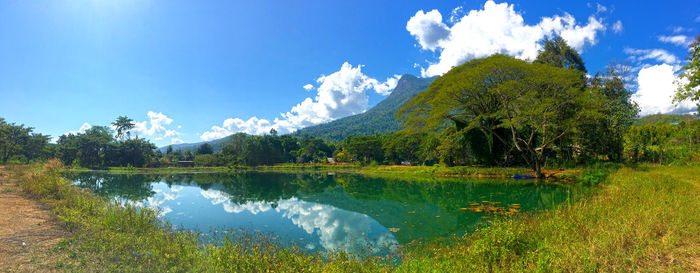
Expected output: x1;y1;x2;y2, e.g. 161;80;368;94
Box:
158;74;435;152
291;74;435;141
633;114;698;126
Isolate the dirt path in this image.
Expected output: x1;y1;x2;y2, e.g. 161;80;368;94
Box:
0;166;69;273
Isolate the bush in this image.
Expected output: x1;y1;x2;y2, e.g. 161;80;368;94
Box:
7;154;28;164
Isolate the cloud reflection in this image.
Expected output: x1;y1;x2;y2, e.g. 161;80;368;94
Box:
199;189;398;254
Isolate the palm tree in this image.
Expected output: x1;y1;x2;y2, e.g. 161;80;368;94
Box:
112;116;135;141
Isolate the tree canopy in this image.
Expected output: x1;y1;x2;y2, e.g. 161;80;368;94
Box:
398;54;600;176
674;36;700;110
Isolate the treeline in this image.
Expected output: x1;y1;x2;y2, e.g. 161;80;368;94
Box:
0;117;156;167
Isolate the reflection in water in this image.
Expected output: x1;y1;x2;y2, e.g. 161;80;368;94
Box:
66;171;581;255
199;188;398;254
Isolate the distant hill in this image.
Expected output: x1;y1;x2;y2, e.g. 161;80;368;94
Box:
157;136;232;153
634;114;698;126
291;74;435;141
158;74;435;152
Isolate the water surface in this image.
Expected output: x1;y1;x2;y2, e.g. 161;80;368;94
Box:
67;171;577;255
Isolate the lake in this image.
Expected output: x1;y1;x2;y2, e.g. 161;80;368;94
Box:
66;171;578;256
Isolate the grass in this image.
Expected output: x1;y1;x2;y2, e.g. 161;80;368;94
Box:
8;160;699;272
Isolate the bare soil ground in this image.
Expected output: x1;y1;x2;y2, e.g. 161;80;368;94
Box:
0;166;69;273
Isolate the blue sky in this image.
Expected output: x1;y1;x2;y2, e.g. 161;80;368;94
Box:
0;0;697;147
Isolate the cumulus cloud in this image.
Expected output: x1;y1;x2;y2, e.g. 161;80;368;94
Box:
406;10;451;51
631;64;696;116
200;117;274;141
129;111;182;144
658;35;693;47
303;84;314;91
407;1;606;77
201;63;400;140
624;48;679;65
612;20;623;34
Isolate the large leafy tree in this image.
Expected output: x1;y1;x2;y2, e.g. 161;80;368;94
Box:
76;126;114;167
674;36;700;110
197;143;214;155
534;36;587;73
0;118;35;163
112;116;135;141
582;66;639;161
399;55;599;177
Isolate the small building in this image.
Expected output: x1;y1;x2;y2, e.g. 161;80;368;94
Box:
401;161;411;166
177;161;195;167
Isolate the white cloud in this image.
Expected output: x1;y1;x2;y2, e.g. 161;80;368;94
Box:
631;64;696;116
63;122;92;136
624;48;679;65
200;117;274;141
449;6;464;24
201;63;400;140
406;9;451;51
303;84;314;91
171;137;184;144
372;74;402;96
407;1;606;77
595;3;608;13
671;26;690;33
130;111;182;144
658;35;693;47
612;20;623;34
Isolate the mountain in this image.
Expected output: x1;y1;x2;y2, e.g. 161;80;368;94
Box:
291;74;435;141
634;114;698;126
156;136;232;153
157;74;435;152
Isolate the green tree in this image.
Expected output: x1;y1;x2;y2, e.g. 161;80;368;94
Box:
345;135;383;164
674;36;700;110
197;143;214;155
534;36;587;73
582;66;639;161
194;154;219;166
399;55;598;177
112;116;135;141
0;119;34;163
76;126;115;167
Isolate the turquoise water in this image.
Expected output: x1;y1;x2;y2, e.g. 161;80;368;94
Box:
66;172;577;255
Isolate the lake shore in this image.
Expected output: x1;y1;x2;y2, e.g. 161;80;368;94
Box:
73;163;568;179
6;161;698;272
